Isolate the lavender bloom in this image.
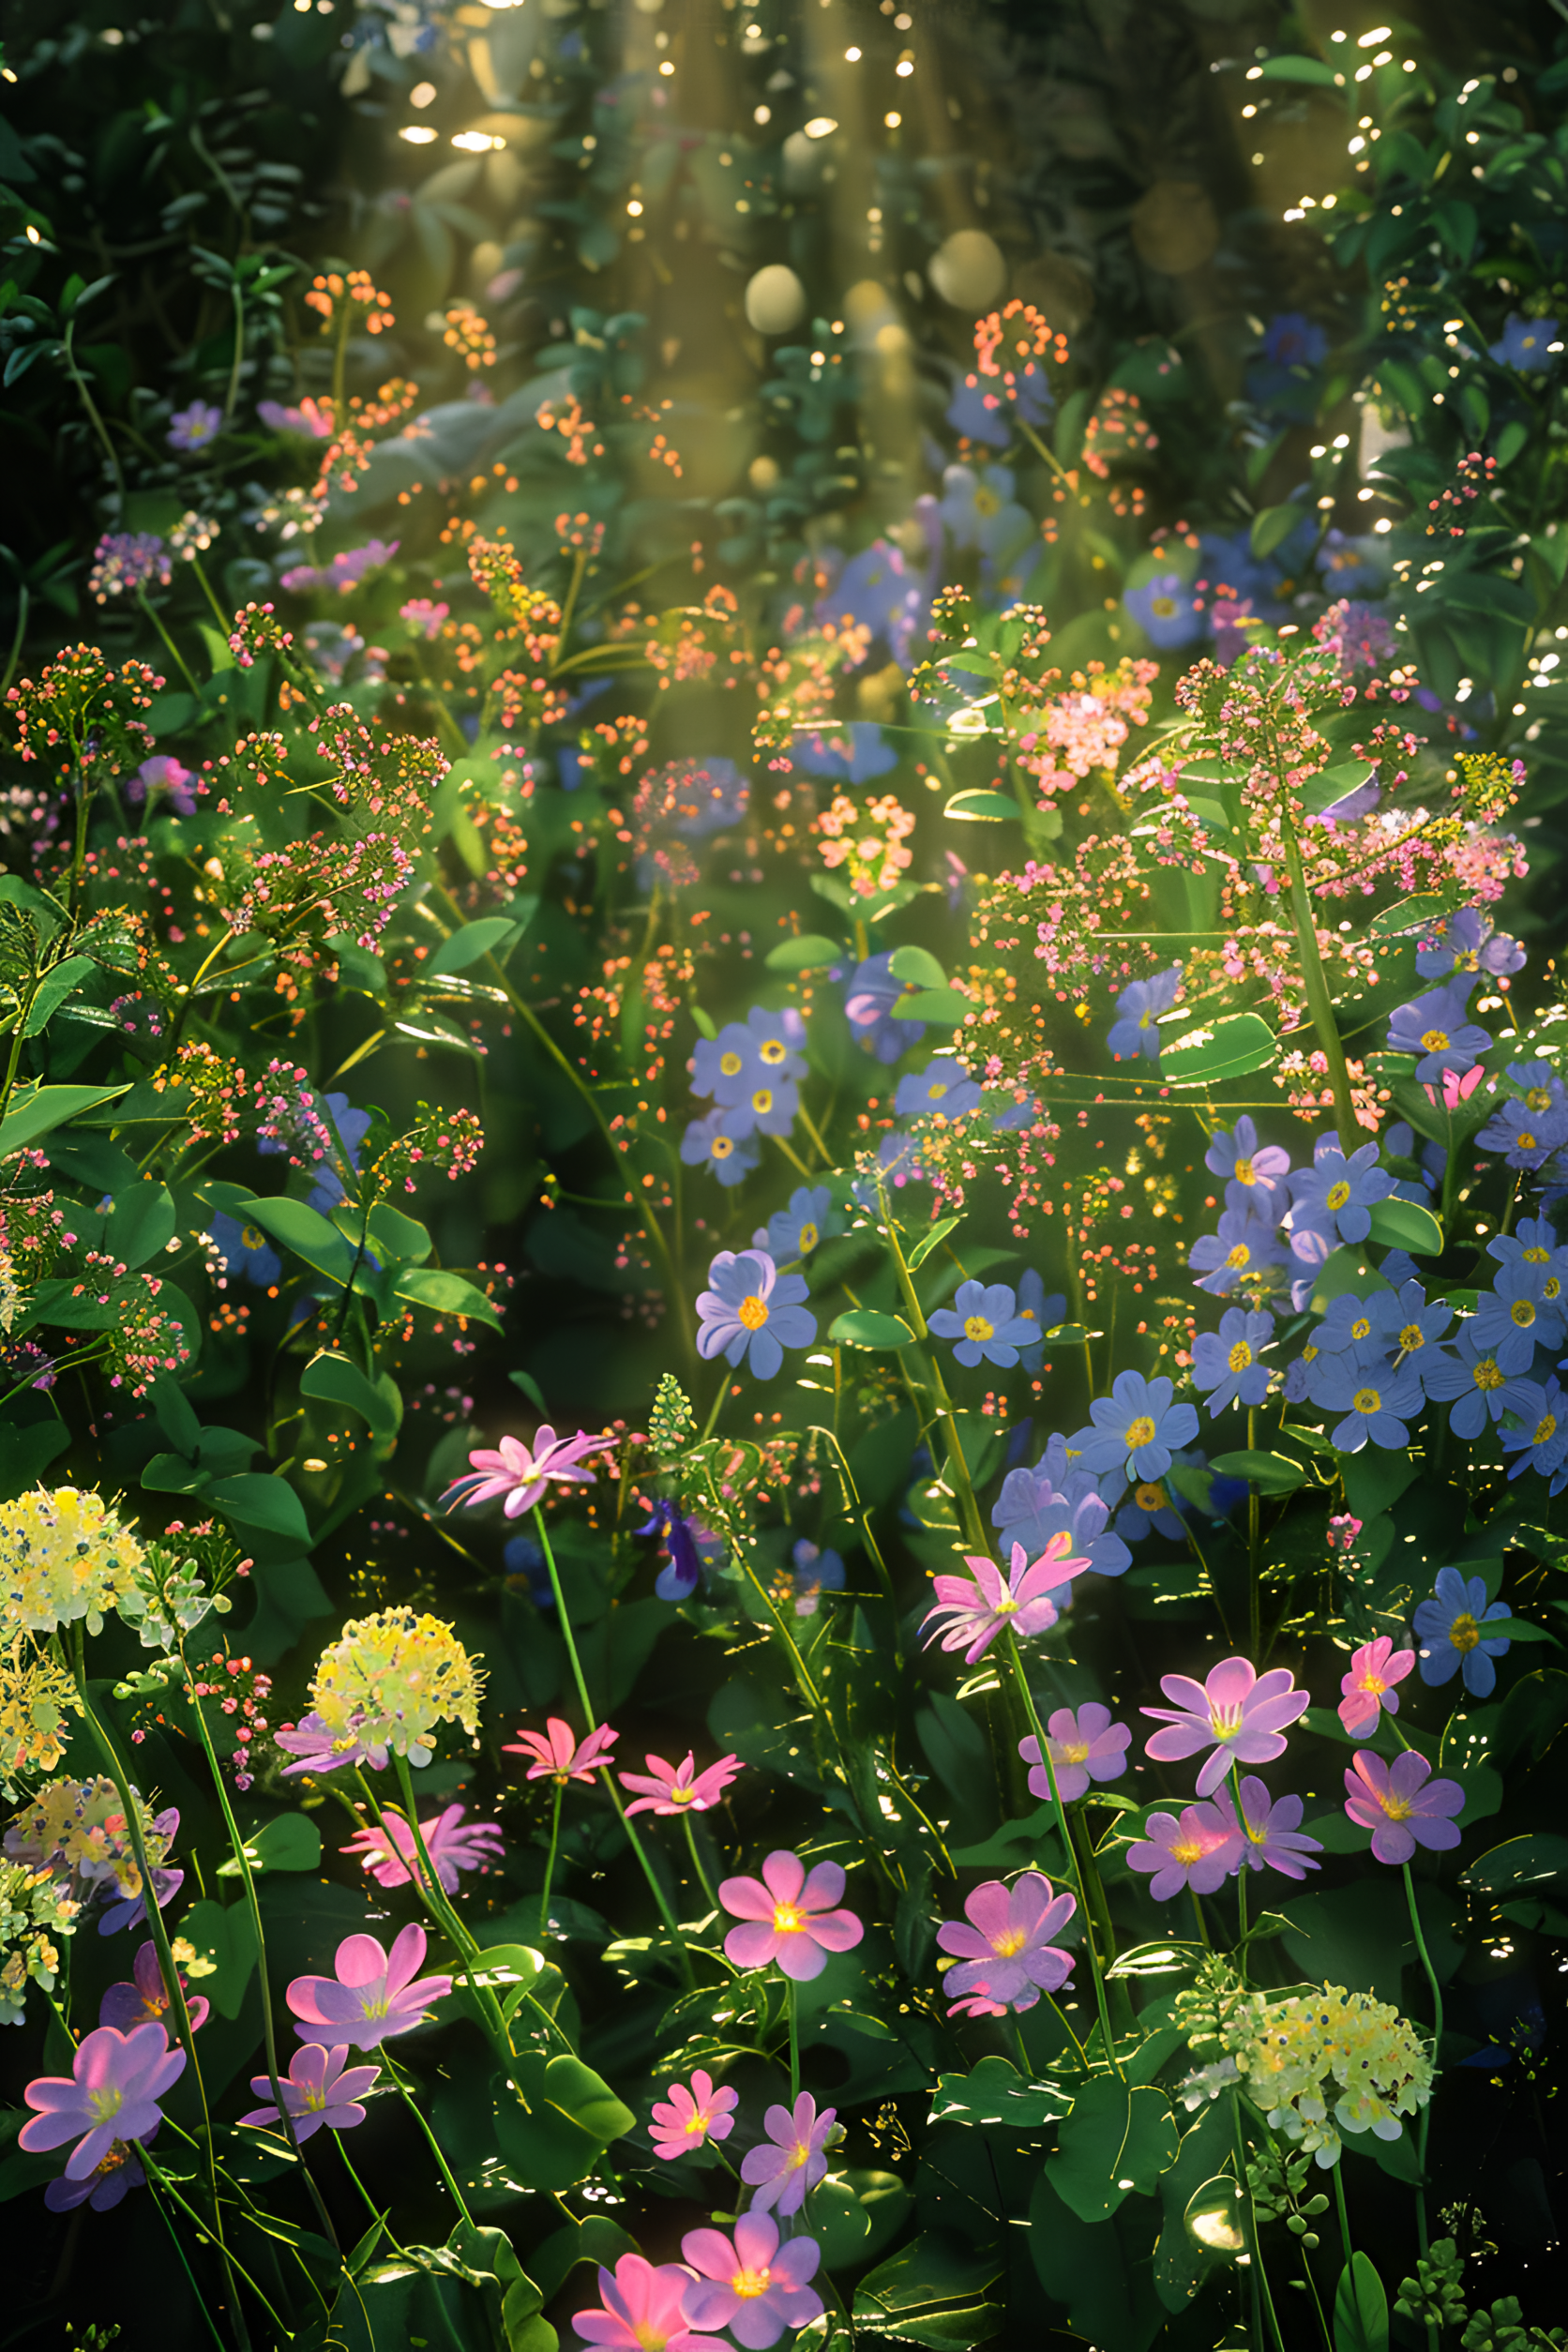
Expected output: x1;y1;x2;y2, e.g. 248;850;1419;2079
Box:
279;538;400;594
639;1500;704;1602
1209;1775;1323;1880
1142;1656;1310;1799
1344;1751;1464;1865
88;533;173;602
843;951;927;1063
895;1056;983;1120
1387;987;1493;1083
1019;1704;1131;1802
695;1248;815;1380
1013;1267;1066;1364
1124;575;1205;649
1423;1325;1539;1439
1306;1355;1425;1451
762;1184;837;1262
239;2044;381;2141
1192;1308;1275;1413
1205;1117;1291;1209
1472;1263;1565;1374
1127;1805;1236;1899
680;2213;823;2350
287;1923;453;2052
681;1109;760;1187
936;1875;1077;2013
275;1710;389;1778
99;1941;209;2036
1107;965;1182;1063
1500;1377;1568;1482
739;2092;837;2216
1416;906;1526;982
1285;1134;1395;1253
920;1537;1090;1663
1413;1567;1513;1697
791;1539;846;1615
131;754;198;814
814;513;938;671
991;1464;1132;1580
1189;1206;1288;1296
1074;1370;1199;1485
21;2025;186;2181
167;400;224;451
44;2138;148;2213
928;1278;1037;1368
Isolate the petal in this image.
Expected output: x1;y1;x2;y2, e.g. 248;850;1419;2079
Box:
798;1860;847;1913
1204;1657;1259;1707
717;1875;775;1922
333;1934;392;1989
723;1922;780;1971
760;1851;807;1906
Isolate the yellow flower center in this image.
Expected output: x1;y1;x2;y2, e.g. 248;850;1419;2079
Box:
732;2268;773;2300
1135;1482;1167;1511
1352;1387;1382;1415
738;1295;770;1330
1449;1613;1481;1651
760;1039;787;1065
1124;1415;1157;1449
1399;1323;1425;1352
1545;1275;1562;1302
1533;1412;1558;1445
88;2087;125;2127
993;1593;1020;1615
712;1136;734;1160
1233;1157;1257;1184
751;1089;773;1115
772;1904;804;1934
928;1081;948;1100
1380;1790;1415;1821
685;2110;707;2134
1511;1300;1537;1328
304;2084;328;2112
1229;1341;1253;1372
1473;1358;1504;1390
1171;1832;1210;1866
1526;1090;1553;1114
1226;1243;1252;1268
720;1052;744;1077
1421;1028;1451;1052
797;1224;818;1254
973;485;1003;516
964;1315;995;1344
241;1224;268;1252
993;1926;1029;1957
1355;1670;1388;1696
1351;1317;1371;1340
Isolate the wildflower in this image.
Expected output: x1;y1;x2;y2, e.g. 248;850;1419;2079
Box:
576;2254;709;2352
131;753;197;814
619;1752;742;1817
1205;1117;1291;1209
1416;906;1526;982
762;1184;838;1262
1113;1470;1190;1544
306;1608;484;1768
936;1875;1077;2014
280;539;400;595
20;2023;186;2180
637;1500;719;1603
1413;1568;1513;1696
1013;1268;1066;1363
1370;1279;1454;1376
1075;1370;1199;1485
1124;573;1205;648
680;2212;824;2349
1209;1776;1323;1880
1126;1805;1236;1899
1488;313;1559;371
1387;987;1493;1084
339;1803;505;1892
649;2070;739;2161
239;2043;380;2141
1142;1655;1309;1798
1474;1096;1568;1169
790;1539;846;1615
400;596;450;637
1337;1637;1416;1737
894;1056;983;1120
681;1110;761;1186
920;1536;1090;1665
1502;1376;1568;1483
98;1940;209;2035
1;1485;146;1637
44;2137;148;2213
717;1849;863;1982
442;1425;613;1517
1471;1265;1564;1375
88;533;173;602
741;2091;838;2215
1019;1703;1132;1802
1343;1750;1464;1865
6;1775;182;1934
167;400;224;450
0;1634;83;1789
258;396;335;437
275;1711;390;1778
843;951;927;1063
928;1278;1038;1369
1188;1206;1289;1296
1497;1074;1567;1129
939;460;1033;560
505;1719;619;1786
695;1249;816;1381
1107;965;1182;1062
1285;1135;1395;1253
1307;1356;1425;1452
1192;1307;1275;1414
1421;1324;1538;1437
1197;1982;1434;2167
287;1922;453;2051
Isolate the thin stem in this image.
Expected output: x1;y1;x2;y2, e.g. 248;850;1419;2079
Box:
383;2049;475;2225
140;2162;230;2352
223;278;246;426
539;1780;565;1935
534;1501;596;1727
137;587;200;692
1247;1404;1262;1658
1333;2160;1353;2266
788;1978;800;2103
684;1810;719;1914
334;2133;411;2260
1043;1990;1091;2073
1281;826;1360;1152
63;316;125;497
1402;1862;1443;2264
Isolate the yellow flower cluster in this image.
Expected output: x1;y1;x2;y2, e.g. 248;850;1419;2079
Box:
5;1773;174;1907
0;1636;83;1796
0;1856;79;2028
1184;1981;1433;2167
309;1606;484;1766
1;1485;145;1637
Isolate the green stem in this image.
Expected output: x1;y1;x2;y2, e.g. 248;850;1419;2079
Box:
1247;1404;1262;1657
1333;2160;1353;2266
63;316;125;497
334;2133;411;2260
684;1810;719;1915
383;2049;475;2226
1402;1862;1442;2264
539;1780;565;1936
139;2159;233;2352
137;586;200;692
1232;2091;1287;2352
1282;826;1360;1153
223;277;246;426
787;1977;800;2103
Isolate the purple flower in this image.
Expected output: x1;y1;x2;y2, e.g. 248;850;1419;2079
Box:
287;1923;453;2051
1472;1263;1565;1375
1416;906;1526;982
1285;1133;1395;1253
1142;1655;1309;1798
1019;1703;1131;1803
639;1500;716;1602
1126;1805;1236;1899
895;1055;983;1120
1316;598;1397;676
740;2091;837;2215
1074;1370;1199;1484
131;754;197;815
88;532;173;602
258;396;335;438
1192;1308;1275;1413
280;538;400;595
21;2024;186;2181
578;2254;711;2352
443;1425;614;1516
936;1874;1077;2014
1419;1325;1537;1439
1205;1117;1291;1208
1500;1377;1568;1482
920;1536;1090;1664
1013;1268;1065;1362
239;2043;381;2141
167;400;224;451
990;1464;1131;1580
1306;1355;1425;1451
1387;987;1493;1084
275;1710;389;1778
1263;312;1328;369
680;2212;824;2350
1489;314;1559;371
1413;1567;1512;1697
44;2138;148;2212
814;515;938;671
695;1248;816;1380
843;951;927;1062
1124;575;1205;649
99;1941;209;2036
1188;1206;1289;1296
340;1803;505;1893
1475;1096;1568;1169
1208;1775;1322;1880
928;1278;1037;1368
1108;965;1183;1062
1344;1750;1464;1865
681;1108;761;1186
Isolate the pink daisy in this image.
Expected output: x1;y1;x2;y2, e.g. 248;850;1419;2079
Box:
442;1425;613;1517
920;1534;1091;1666
648;2069;738;2161
718;1849;864;1982
1141;1655;1310;1798
619;1752;742;1817
504;1718;619;1786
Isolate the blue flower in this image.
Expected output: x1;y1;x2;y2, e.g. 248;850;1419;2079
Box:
843;952;926;1063
1416;906;1526;983
681;1110;760;1187
1413;1567;1513;1696
1074;1370;1199;1485
1013;1267;1066;1365
1486;1214;1568;1286
1308;1356;1425;1451
1123;574;1204;649
210;1213;281;1289
928;1278;1037;1368
791;1539;846;1616
1471;1261;1565;1374
502;1534;555;1611
744;1004;809;1079
1191;1308;1275;1414
1500;1376;1568;1482
989;1464;1131;1579
895;1055;983;1120
790;723;898;784
720;1074;800;1141
1264;313;1329;369
1475;1096;1568;1170
938;462;1033;563
1423;1324;1540;1440
1370;1279;1454;1385
1107;965;1183;1063
1205;1116;1291;1209
1188;1206;1288;1296
1112;1475;1187;1545
168;400;224;451
814;527;937;671
1489;313;1559;371
637;1500;718;1602
695;1247;816;1380
1285;1133;1395;1252
692;1026;760;1106
1502;1063;1567;1116
1386;986;1493;1083
1306;1290;1390;1365
763;1184;839;1263
946;362;1054;448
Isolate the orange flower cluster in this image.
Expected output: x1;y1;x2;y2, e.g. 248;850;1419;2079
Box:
305;269;395;334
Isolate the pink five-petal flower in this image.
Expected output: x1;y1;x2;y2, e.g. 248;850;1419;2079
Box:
1337;1637;1417;1738
648;2069;739;2161
936;1874;1077;2014
238;2043;381;2142
339;1803;505;1892
286;1922;453;2052
503;1718;619;1786
919;1533;1091;1666
575;2253;709;2352
442;1425;614;1517
1141;1655;1310;1798
1344;1749;1465;1865
1208;1775;1323;1881
1019;1702;1132;1803
1126;1805;1238;1901
740;2090;837;2216
718;1849;864;1983
619;1752;742;1817
680;2212;824;2352
21;2023;187;2182
98;1939;210;2034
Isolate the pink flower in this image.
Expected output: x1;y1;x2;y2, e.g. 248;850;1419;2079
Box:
1141;1655;1310;1798
238;2043;381;2141
1337;1636;1416;1738
1126;1805;1237;1900
98;1940;209;2035
619;1752;742;1817
1343;1749;1465;1865
740;2090;837;2215
1208;1775;1323;1880
680;2212;824;2350
576;2254;708;2352
442;1425;614;1517
1425;1064;1485;1110
718;1849;864;1982
1019;1703;1132;1803
21;2024;186;2181
936;1874;1077;2013
339;1803;505;1892
920;1534;1090;1666
286;1922;453;2052
648;2069;738;2161
504;1718;619;1786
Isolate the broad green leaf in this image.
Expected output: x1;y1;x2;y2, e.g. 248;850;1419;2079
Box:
853;2235;1003;2346
1365;1198;1443;1256
1460;1832;1568;1892
943;790;1018;822
1369;892;1452;940
492;2055;634;2191
179;1896;260;2021
300;1350;403;1441
1160;1013;1278;1086
1302;761;1378;815
1333;2251;1389;2352
366;1202;433;1264
764;933;842;973
1209;1449;1308;1495
908;1216;963;1270
892;987;969;1024
218;1813;322;1877
930;2057;1073;2128
429;916;520;975
887;944;948;989
1251;502;1306;558
235;1196;360;1287
394;1265;505;1332
21;956;96;1037
205;1473;313;1545
828;1309;917;1349
0;1080;130;1160
1052;2077;1179;2221
1259;52;1340;83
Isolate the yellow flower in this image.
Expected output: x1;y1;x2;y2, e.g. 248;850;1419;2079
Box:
1180;1979;1433;2168
0;1485;145;1638
0;1636;83;1795
309;1606;484;1766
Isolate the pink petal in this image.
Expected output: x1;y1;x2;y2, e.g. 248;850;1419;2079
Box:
334;1935;392;1988
384;1922;430;1998
723;1922;780;1970
1203;1656;1259;1707
681;2228;742;2284
799;1909;861;1952
798;1859;846;1913
717;1875;775;1923
760;1850;807;1907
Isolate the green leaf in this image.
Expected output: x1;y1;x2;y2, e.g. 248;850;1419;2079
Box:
429;917;520;975
1259;52;1341;82
1365;1199;1443;1256
229;1196;359;1288
205;1474;313;1545
0;1080;130;1160
300;1350;403;1442
1460;1832;1568;1892
1251;503;1307;558
828;1309;917;1349
930;2056;1073;2128
1209;1449;1308;1494
1333;2251;1390;2352
908;1216;963;1270
178;1897;259;2021
366;1203;433;1264
21;956;96;1036
1302;761;1378;816
892;987;970;1024
218;1813;322;1877
393;1265;505;1333
887;944;948;989
491;2055;635;2191
853;2235;1003;2348
1160;1013;1278;1086
764;933;843;973
1369;891;1452;940
1052;2077;1180;2222
943;790;1018;822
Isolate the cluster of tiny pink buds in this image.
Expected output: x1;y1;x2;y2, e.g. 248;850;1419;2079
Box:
228;602;295;669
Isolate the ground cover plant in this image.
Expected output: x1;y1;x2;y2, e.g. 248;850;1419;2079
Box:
2;2;1568;2349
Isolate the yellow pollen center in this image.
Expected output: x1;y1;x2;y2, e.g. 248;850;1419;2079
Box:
1399;1324;1425;1352
1229;1341;1253;1372
973;486;1003;516
720;1052;743;1077
1474;1359;1504;1389
1225;1244;1252;1268
304;2085;328;2112
685;2111;707;2134
1534;1412;1558;1445
1233;1157;1257;1184
1351;1318;1371;1340
732;2269;773;2300
1135;1482;1167;1511
797;1224;818;1254
241;1224;268;1251
1124;1415;1157;1449
1449;1614;1481;1651
88;2087;125;2127
738;1295;770;1330
1546;1276;1562;1301
1527;1090;1553;1113
712;1136;734;1159
1325;1181;1352;1213
1356;1671;1388;1696
1352;1387;1382;1414
772;1904;804;1934
752;1089;773;1114
993;1926;1029;1957
964;1315;995;1344
993;1594;1019;1615
928;1081;948;1100
1421;1029;1451;1052
1381;1791;1415;1821
1171;1834;1209;1867
1511;1300;1536;1327
761;1039;786;1064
